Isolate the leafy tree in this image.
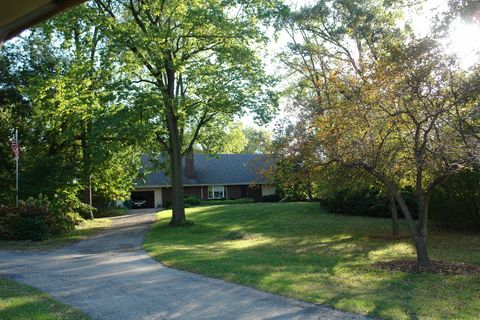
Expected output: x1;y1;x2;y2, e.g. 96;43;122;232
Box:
0;51;32;205
243;126;273;154
281;0;480;267
93;0;282;225
197;121;273;154
0;4;146;214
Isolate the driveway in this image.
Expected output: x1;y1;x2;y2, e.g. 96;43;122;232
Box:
0;209;370;320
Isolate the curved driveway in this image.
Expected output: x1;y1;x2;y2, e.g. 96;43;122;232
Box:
0;209;370;320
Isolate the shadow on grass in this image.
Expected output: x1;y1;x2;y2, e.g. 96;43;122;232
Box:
145;202;480;320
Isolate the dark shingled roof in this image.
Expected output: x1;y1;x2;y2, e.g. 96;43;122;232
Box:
137;154;269;187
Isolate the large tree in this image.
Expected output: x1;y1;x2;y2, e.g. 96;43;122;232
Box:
281;0;480;267
93;0;282;225
0;4;146;212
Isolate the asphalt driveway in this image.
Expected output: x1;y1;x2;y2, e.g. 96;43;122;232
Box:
0;209;370;320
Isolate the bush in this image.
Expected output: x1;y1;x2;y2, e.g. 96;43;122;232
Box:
184;195;201;206
319;187;418;218
430;168;480;232
200;198;254;205
96;208;128;218
10;216;50;241
0;194;85;241
261;194;281;202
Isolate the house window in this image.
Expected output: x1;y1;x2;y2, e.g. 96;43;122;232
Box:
208;185;227;199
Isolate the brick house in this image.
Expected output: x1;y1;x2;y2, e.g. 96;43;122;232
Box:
131;154;275;208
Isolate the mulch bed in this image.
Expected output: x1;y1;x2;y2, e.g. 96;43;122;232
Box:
374;260;480;275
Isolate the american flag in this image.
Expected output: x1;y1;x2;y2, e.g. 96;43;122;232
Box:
11;134;19;160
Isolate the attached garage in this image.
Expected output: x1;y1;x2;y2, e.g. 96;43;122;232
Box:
131;190;155;208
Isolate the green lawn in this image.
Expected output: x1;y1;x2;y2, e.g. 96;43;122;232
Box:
0;219;111;250
144;202;480;320
0;278;88;320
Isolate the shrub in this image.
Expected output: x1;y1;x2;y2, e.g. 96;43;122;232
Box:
319;187;418;218
200;198;254;205
261;194;281;202
96;208;128;218
430;168;480;231
9;216;50;241
50;192;96;220
184;195;201;206
0;194;85;241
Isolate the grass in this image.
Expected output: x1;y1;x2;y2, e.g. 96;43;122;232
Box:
144;202;480;320
0;277;88;320
0;219;111;250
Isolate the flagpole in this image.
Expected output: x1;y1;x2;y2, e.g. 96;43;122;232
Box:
15;128;18;207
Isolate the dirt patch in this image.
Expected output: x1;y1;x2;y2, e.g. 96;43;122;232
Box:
374;259;480;275
369;234;410;241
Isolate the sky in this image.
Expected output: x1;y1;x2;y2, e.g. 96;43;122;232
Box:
239;0;480;130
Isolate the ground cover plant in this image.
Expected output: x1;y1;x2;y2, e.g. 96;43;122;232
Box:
144;202;480;320
0;278;88;320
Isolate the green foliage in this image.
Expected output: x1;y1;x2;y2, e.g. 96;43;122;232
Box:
184;195;201;206
0;194;85;241
10;216;50;241
430;168;480;231
261;194;281;202
320;187;388;218
0;4;145;212
95;208;128;218
200;198;254;205
198;122;273;154
50;189;96;220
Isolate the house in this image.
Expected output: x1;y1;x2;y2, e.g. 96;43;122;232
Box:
131;154;275;208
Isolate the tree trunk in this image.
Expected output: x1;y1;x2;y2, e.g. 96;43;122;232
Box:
415;196;431;267
377;176;431;268
389;192;400;237
168;140;186;225
165;101;186;225
413;234;431;268
163;53;187;226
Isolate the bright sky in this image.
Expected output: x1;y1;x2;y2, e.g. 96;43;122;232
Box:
240;0;480;130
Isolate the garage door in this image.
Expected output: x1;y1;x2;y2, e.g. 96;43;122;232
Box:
131;191;155;208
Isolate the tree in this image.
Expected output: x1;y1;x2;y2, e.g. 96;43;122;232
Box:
93;0;282;225
0;50;32;205
0;4;146;213
243;126;273;154
282;0;480;267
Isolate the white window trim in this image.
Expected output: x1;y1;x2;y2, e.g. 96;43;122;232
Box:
208;185;226;199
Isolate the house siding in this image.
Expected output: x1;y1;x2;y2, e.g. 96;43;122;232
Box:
226;185;242;199
154;184;263;207
247;185;262;202
184;186;203;199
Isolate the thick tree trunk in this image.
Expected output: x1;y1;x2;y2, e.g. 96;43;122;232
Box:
415;196;431;267
163;53;187;226
413;234;431;268
168;140;186;225
388;192;400;237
